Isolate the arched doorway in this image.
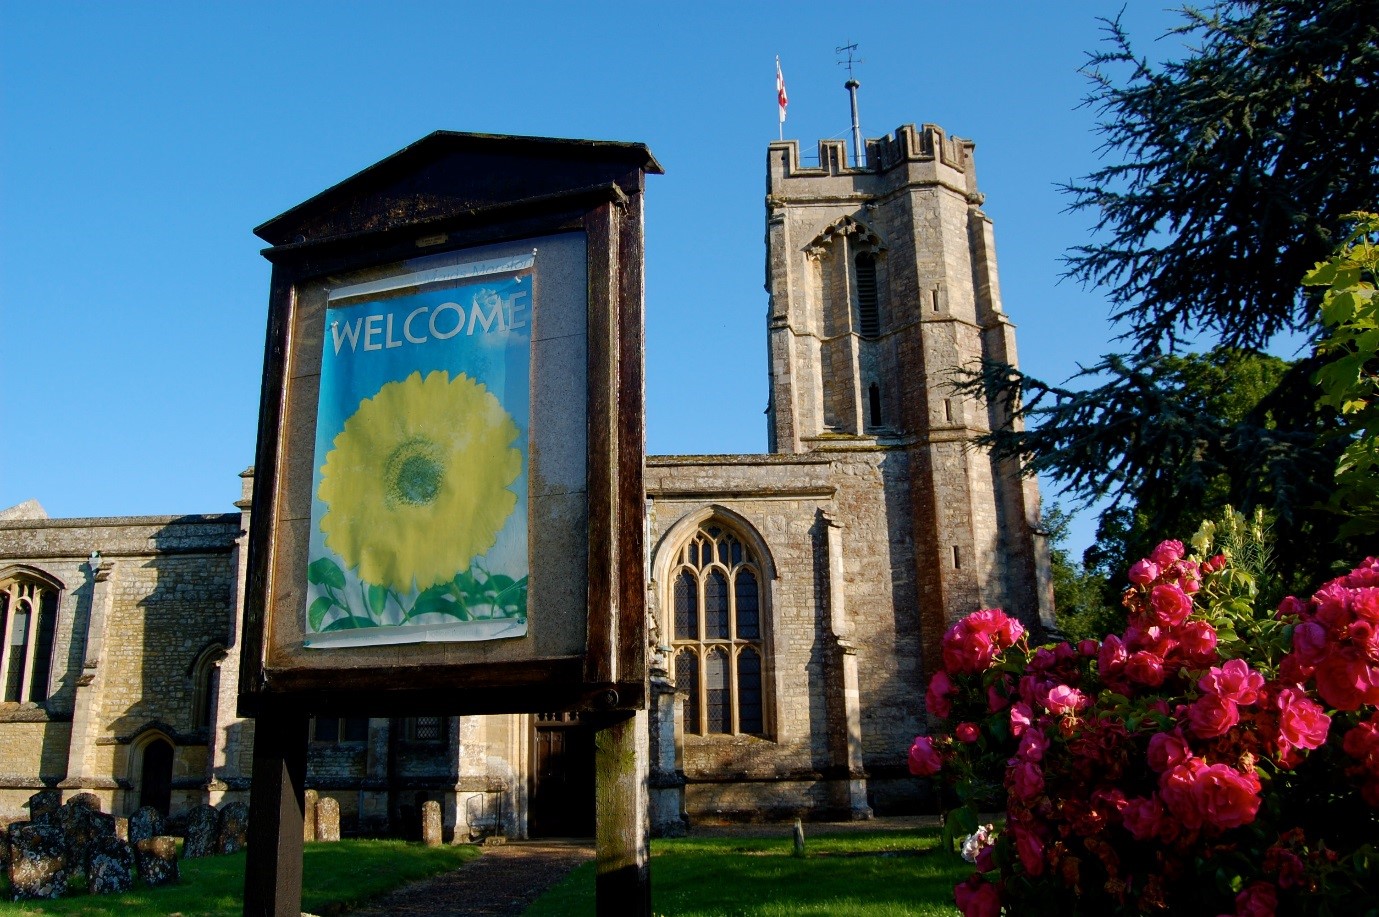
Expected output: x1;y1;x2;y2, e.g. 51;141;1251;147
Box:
138;738;174;815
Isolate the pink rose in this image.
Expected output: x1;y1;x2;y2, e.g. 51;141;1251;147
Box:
1009;701;1032;737
1343;715;1379;775
1194;762;1262;830
1173;619;1218;665
1012;823;1045;876
907;735;943;776
1150;539;1185;566
1147;730;1191;772
1234;881;1277;917
1008;759;1044;801
1200;659;1265;705
1045;684;1087;715
1121;793;1169;842
1290;620;1327;665
1160;758;1208;829
1099;634;1128;675
954;875;1001;917
1125;650;1166;687
1017;728;1049;762
1128;558;1160;585
1077;638;1099;657
1314;652;1379;711
1353;587;1379;623
926;671;955;720
1188;694;1240;738
955;722;981;744
987;683;1012;713
1149;583;1193;627
1272;685;1330;759
941;609;1024;675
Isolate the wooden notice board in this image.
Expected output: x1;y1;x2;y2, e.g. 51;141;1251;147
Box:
240;132;662;719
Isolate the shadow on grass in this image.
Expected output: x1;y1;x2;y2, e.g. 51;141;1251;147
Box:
0;840;479;916
525;829;968;917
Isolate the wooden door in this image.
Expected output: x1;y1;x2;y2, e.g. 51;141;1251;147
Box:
530;714;595;837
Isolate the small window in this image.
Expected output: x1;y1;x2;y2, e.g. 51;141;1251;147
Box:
313;716;370;744
869;384;883;427
856;252;880;337
405;716;447;744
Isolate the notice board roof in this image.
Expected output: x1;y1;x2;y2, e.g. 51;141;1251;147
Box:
254;131;664;249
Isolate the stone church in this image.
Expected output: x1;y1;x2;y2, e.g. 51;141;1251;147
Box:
0;121;1051;840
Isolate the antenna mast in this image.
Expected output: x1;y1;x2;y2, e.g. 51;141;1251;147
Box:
836;42;864;167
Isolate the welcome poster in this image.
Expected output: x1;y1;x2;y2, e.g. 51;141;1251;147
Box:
303;254;533;648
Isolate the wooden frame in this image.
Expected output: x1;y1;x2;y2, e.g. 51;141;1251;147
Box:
239;133;660;720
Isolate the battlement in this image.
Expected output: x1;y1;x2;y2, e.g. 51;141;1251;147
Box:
768;123;975;179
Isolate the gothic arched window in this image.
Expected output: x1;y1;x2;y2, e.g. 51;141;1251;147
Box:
670;523;767;736
0;574;59;704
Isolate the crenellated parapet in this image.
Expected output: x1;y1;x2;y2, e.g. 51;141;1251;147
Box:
768;123;976;179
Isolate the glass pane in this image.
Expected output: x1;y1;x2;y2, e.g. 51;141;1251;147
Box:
738;648;763;734
314;717;340;743
342;717;370;743
686;541;698;566
731;539;743;565
412;716;444;742
674;571;698;640
28;591;57;703
705;571;728;639
735;570;760;639
718;540;730;565
676;651;700;735
10;605;28;646
705;649;729;734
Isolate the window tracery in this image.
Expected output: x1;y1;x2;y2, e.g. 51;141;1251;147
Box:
669;524;766;736
0;575;59;704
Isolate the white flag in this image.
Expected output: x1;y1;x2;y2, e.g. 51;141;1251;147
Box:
776;56;788;125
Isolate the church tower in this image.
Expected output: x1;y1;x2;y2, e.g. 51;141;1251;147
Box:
764;122;1054;661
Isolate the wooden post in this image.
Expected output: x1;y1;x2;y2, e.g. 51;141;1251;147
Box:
243;706;308;916
594;710;650;916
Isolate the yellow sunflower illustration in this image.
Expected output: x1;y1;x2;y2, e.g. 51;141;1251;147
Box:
318;369;521;592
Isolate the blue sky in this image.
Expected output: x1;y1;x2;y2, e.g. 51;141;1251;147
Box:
1;1;1191;555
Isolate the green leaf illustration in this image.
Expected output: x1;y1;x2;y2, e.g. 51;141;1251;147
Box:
307;557;346;590
321;615;380;632
411;584;470;621
307;596;334;632
367;583;390;621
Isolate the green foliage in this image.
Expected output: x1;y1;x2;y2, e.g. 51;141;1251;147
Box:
526;830;971;917
960;0;1378;598
0;840;477;916
1065;1;1379;351
1043;504;1118;641
1304;212;1379;538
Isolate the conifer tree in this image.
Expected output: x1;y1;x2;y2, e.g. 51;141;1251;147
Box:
965;0;1379;592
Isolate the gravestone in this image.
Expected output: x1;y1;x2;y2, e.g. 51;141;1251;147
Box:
0;827;10;869
315;797;340;842
135;836;179;887
59;802;114;877
303;789;318;842
9;824;67;900
421;800;442;847
24;790;60;827
88;836;135;895
217;802;250;854
183;805;219;858
65;792;101;811
128;807;164;846
114;817;129;841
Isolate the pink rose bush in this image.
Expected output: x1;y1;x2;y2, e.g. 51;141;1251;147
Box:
910;536;1379;916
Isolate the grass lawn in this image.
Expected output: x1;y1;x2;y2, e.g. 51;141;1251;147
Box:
0;839;479;916
525;829;967;917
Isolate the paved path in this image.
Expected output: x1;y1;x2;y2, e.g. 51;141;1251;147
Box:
343;840;593;917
